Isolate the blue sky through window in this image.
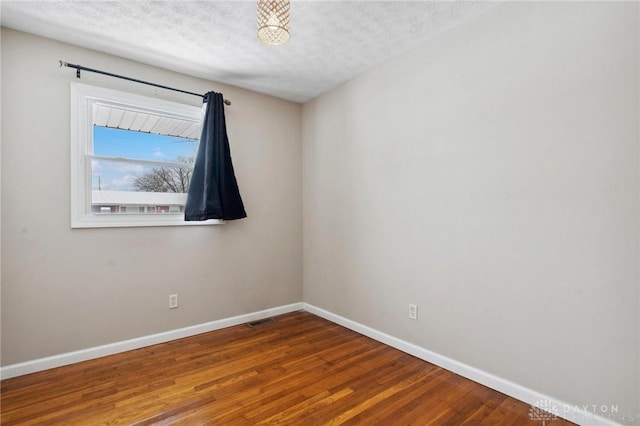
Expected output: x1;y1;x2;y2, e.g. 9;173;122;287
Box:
94;126;198;162
92;126;199;191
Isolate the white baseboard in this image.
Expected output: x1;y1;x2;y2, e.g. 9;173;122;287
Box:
0;302;303;380
0;301;623;426
302;303;622;426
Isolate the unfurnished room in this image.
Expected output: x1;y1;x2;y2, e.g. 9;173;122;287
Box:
0;1;638;425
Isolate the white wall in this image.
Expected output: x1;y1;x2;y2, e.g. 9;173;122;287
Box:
1;28;302;365
303;2;639;423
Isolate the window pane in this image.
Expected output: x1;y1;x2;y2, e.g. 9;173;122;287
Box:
93;126;198;163
91;159;190;215
91;159;192;193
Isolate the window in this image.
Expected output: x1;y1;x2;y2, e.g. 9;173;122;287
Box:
71;83;221;228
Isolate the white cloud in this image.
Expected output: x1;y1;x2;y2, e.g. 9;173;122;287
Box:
110;175;136;191
115;163;146;173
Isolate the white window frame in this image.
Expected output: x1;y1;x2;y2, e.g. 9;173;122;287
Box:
70;82;223;228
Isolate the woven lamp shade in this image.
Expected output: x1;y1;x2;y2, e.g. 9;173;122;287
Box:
257;0;290;45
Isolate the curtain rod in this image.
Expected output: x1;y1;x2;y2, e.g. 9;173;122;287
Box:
59;60;231;106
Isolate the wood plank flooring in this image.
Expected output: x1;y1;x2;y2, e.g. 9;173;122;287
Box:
1;311;574;425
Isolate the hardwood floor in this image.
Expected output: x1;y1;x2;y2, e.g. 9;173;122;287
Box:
1;311;573;425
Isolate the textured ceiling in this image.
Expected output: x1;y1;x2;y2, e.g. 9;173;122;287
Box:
1;1;499;103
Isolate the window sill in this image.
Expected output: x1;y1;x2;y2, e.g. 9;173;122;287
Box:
71;215;224;229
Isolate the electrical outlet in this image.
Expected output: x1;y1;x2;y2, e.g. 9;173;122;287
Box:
169;294;179;309
409;304;418;320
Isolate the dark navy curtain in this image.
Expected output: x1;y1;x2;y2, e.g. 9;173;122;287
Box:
185;92;247;221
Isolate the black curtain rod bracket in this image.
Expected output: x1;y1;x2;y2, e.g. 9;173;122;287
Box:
59;60;231;105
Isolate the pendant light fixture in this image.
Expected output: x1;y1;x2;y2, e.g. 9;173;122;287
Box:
257;0;290;46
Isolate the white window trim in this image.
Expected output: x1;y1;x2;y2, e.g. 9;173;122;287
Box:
70;82;223;228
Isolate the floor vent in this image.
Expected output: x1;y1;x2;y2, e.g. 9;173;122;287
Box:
247;317;275;328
